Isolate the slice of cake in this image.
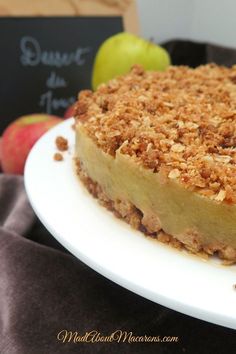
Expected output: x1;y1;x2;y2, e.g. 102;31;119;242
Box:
74;64;236;262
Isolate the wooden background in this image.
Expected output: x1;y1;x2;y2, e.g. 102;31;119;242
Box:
0;0;139;34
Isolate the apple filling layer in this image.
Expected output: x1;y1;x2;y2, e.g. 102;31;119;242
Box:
75;64;236;262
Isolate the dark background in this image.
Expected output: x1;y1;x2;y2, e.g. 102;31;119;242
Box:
0;17;123;132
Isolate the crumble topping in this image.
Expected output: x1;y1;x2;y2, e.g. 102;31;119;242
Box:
75;64;236;204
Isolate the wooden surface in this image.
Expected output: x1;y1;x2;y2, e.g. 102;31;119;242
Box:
0;0;139;34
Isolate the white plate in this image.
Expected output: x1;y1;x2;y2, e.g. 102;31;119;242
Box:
25;118;236;330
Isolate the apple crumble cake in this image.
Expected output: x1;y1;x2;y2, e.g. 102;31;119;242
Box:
74;64;236;262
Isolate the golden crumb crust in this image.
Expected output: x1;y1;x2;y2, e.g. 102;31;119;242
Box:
75;64;236;204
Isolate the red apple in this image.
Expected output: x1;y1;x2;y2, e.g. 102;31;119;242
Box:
1;114;62;175
64;103;76;119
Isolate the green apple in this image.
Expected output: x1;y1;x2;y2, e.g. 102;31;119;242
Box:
92;32;171;90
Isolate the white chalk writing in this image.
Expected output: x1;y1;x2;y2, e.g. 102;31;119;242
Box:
20;36;91;67
39;90;75;114
46;71;67;89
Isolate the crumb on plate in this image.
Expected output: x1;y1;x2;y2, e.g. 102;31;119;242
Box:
55;136;68;151
53;152;63;161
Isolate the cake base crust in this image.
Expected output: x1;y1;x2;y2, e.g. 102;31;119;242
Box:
75;158;236;264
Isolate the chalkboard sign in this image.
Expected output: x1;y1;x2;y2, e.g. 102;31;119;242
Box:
0;16;125;131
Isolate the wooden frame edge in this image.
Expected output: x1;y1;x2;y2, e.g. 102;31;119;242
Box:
0;0;139;34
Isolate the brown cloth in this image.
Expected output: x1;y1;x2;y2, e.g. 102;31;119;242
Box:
1;41;236;354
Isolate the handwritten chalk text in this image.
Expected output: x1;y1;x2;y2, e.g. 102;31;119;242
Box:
20;36;91;67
